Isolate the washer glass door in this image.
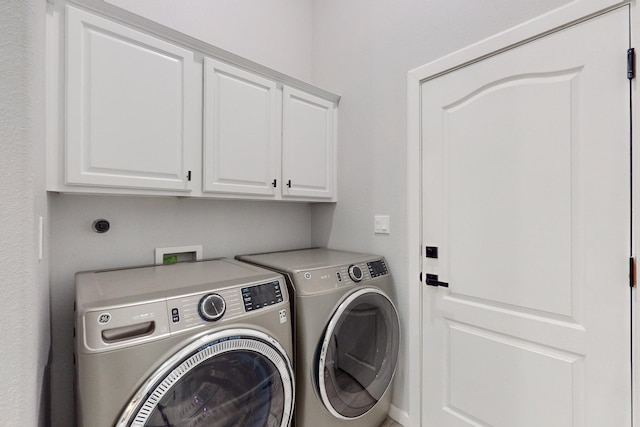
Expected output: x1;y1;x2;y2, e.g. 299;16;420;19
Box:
117;330;294;427
318;288;400;419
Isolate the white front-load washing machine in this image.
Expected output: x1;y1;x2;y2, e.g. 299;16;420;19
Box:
75;259;294;427
237;248;400;427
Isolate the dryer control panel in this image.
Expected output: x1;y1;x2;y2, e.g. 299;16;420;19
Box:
293;258;390;296
367;259;388;278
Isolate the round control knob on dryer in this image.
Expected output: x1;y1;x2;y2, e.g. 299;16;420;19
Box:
198;293;226;321
348;265;364;282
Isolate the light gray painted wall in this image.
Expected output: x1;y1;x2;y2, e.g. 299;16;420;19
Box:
309;0;571;421
48;2;315;426
0;0;49;426
105;0;314;82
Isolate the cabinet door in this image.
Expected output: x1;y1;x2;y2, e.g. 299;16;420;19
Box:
66;7;196;191
203;58;280;197
282;87;336;200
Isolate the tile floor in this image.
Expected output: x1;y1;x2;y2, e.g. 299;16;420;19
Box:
379;417;403;427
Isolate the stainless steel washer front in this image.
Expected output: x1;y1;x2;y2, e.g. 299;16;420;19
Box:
75;259;294;427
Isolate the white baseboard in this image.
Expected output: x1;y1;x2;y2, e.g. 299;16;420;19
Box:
389;404;410;426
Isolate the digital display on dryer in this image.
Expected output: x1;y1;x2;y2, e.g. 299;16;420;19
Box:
367;259;388;278
242;281;283;311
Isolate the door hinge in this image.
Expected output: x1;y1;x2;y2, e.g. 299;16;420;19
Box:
628;48;635;80
630;257;637;288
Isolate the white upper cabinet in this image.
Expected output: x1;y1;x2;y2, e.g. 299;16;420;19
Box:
65;7;197;191
49;3;338;201
282;87;336;200
203;58;280;197
203;64;337;200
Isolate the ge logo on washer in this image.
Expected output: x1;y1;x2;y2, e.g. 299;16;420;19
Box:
303;272;311;280
97;313;111;325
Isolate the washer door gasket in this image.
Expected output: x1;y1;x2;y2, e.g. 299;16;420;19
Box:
317;288;400;419
116;329;294;427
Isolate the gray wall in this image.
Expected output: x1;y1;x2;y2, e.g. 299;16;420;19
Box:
105;0;314;82
0;0;49;426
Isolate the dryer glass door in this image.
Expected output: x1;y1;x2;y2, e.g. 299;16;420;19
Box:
117;330;294;427
317;288;400;419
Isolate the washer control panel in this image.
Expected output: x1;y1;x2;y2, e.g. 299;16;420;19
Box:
166;278;286;334
242;280;283;312
198;293;226;321
167;287;241;333
76;260;289;353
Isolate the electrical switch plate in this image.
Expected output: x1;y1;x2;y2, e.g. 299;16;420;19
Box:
374;215;390;234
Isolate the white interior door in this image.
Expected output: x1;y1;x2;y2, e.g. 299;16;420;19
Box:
421;7;631;426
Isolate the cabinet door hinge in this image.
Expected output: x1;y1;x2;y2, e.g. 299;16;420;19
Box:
628;48;635;80
630;257;637;288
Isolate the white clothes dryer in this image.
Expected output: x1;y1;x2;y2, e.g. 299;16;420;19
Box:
237;248;400;427
75;259;294;427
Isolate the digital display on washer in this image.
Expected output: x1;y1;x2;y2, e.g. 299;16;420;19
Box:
242;280;283;311
367;259;388;278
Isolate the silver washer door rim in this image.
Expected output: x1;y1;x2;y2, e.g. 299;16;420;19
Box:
317;287;400;420
115;328;294;427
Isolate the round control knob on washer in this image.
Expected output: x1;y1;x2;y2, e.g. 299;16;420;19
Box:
348;265;364;282
198;293;226;321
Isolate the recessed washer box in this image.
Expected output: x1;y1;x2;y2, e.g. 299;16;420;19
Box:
154;245;203;265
